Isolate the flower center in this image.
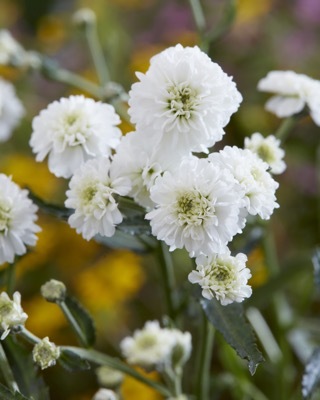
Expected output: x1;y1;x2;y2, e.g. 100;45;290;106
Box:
59;111;91;147
0;302;14;317
138;333;158;350
257;144;275;164
80;182;115;217
0;201;12;234
167;84;199;119
208;263;235;286
176;191;215;226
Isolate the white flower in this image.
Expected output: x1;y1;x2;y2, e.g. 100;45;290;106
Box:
111;130;184;209
244;133;286;174
0;291;28;339
0;30;25;66
0;174;40;264
32;337;60;369
188;252;252;305
257;70;320;125
128;44;242;153
30;95;122;178
169;329;192;368
146;157;245;257
0;78;24;142
209;146;279;220
92;389;118;400
96;366;124;388
40;279;66;303
120;321;175;369
65;158;131;240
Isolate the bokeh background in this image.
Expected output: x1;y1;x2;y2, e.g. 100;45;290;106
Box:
0;0;319;399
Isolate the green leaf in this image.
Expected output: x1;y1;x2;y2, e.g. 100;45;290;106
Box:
3;337;49;400
96;230;156;253
63;295;96;347
58;349;91;372
0;383;29;400
312;248;320;292
200;298;264;375
28;191;70;221
302;348;320;399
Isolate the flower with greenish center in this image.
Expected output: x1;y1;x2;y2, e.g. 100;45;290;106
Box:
244;133;286;174
32;337;60;369
0;292;28;339
129;44;242;154
0;201;11;234
30;95;121;178
65;157;131;240
189;252;252;305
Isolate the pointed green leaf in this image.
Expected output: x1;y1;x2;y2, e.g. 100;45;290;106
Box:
28;191;70;221
96;230;156;253
200;298;264;375
0;383;29;400
58;349;91;372
64;295;96;347
302;348;320;399
312;248;320;292
3;337;49;400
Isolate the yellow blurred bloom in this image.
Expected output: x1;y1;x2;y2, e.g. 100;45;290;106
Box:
235;0;273;26
37;14;67;53
121;368;162;400
106;0;155;11
247;247;269;287
74;250;145;311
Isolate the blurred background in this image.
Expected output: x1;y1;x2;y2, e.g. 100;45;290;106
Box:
0;0;319;399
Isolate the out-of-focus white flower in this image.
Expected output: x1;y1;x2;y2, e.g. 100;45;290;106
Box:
30;95;122;178
92;389;118;400
96;365;124;388
120;321;192;371
111;130;184;209
129;44;242;153
0;291;28;339
146;157;245;257
257;70;320;125
244;133;286;174
210;146;279;220
40;279;66;303
0;174;40;264
65;158;130;240
32;337;60;369
73;8;96;27
0;30;25;66
188;252;252;305
0;78;24;142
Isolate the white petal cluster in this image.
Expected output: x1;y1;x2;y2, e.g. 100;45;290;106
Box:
210;147;279;220
129;44;242;153
244;132;286;174
32;337;60;369
257;70;320;125
30;95;121;178
92;389;118;400
120;321;192;370
0;78;25;142
65;158;131;240
0;30;25;66
146;157;245;257
111;130;183;209
0;174;40;264
188;252;252;305
0;291;28;339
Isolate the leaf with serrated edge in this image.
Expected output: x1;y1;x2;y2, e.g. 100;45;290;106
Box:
0;383;29;400
58;349;91;372
201;298;264;375
302;348;320;399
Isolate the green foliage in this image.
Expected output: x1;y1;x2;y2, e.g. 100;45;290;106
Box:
312;248;320;292
0;383;29;400
302;348;320;399
200;298;264;375
58;349;91;372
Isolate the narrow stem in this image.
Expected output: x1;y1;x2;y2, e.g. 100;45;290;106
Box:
173;368;182;396
59;301;88;348
157;242;176;322
84;23;110;86
188;0;209;52
6;262;15;297
0;343;19;392
317;144;320;238
19;327;40;345
274;116;297;143
61;346;173;397
195;313;214;400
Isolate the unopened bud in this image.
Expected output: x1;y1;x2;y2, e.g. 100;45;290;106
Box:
41;279;66;303
96;365;124;388
73;8;96;28
92;388;118;400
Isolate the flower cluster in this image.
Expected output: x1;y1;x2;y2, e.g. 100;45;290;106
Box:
120;320;192;371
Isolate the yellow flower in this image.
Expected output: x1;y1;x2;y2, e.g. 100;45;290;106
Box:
121;368;162;400
235;0;273;26
247;247;269;287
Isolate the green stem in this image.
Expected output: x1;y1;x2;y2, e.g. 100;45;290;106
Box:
19;327;40;345
195;312;214;400
188;0;209;52
0;343;19;392
59;301;88;348
84;23;110;86
157;242;177;323
6;262;15;297
61;346;173;397
274;116;297;143
317;144;320;238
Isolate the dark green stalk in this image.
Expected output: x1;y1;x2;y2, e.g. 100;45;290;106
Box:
274;116;297;143
59;301;88;348
188;0;209;52
0;343;19;392
6;262;15;297
195;312;214;400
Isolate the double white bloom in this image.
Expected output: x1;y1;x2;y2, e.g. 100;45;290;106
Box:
0;291;28;339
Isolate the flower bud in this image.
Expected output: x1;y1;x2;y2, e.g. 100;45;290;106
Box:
73;8;96;28
96;365;124;388
32;337;60;369
92;388;118;400
41;279;66;303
